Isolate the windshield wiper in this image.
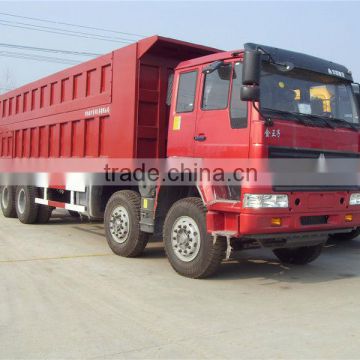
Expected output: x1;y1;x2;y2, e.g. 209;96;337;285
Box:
328;118;358;131
262;108;309;126
297;113;358;131
262;108;355;131
301;113;336;129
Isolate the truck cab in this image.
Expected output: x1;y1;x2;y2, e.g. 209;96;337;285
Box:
157;43;360;276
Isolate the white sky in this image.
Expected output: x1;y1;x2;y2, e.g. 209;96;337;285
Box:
1;1;359;89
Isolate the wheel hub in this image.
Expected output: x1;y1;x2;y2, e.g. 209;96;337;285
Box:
109;206;130;244
171;216;201;262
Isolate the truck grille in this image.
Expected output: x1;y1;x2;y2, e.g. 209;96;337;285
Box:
269;146;360;192
300;215;328;226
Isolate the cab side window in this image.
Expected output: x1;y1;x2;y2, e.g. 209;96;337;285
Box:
176;71;198;113
230;62;248;128
202;64;231;110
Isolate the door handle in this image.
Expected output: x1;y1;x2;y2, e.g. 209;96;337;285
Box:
194;134;207;142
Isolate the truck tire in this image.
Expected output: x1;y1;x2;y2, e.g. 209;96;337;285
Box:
104;190;149;257
273;244;323;265
0;186;17;218
15;186;39;224
68;210;80;218
36;206;53;224
329;228;360;241
163;197;226;279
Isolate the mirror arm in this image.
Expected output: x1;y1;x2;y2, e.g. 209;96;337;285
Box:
256;46;294;72
252;102;273;126
256;46;275;64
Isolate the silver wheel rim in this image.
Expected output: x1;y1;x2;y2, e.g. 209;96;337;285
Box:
1;187;9;209
17;189;26;214
171;216;201;262
109;206;130;244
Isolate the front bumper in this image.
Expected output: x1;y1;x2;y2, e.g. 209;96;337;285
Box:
241;228;353;248
206;204;360;247
237;210;360;235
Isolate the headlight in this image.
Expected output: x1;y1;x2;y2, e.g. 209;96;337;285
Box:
243;194;289;208
350;193;360;205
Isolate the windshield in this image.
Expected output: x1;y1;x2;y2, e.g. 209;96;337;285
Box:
260;63;360;124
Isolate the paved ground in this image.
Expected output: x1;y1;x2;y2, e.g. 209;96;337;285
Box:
1;210;360;359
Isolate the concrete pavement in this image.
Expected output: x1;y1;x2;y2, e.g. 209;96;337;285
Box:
1;210;360;359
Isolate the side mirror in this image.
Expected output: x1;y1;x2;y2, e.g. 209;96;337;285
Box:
240;85;260;102
242;50;261;86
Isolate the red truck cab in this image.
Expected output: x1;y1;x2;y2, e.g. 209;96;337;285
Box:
161;43;360;275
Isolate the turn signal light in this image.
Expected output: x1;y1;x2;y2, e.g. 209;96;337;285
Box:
271;217;282;226
345;214;353;222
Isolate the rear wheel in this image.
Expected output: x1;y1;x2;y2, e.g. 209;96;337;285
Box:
0;186;17;218
273;244;323;265
104;190;149;257
15;186;39;224
68;210;80;218
329;228;360;241
163;197;226;279
36;206;54;224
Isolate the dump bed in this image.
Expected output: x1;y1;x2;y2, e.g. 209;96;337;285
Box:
0;36;219;160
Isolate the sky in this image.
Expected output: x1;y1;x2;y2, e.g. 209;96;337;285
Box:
1;1;360;91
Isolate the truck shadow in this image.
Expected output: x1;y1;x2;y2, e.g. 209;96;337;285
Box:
140;238;360;284
214;239;360;283
46;212;360;284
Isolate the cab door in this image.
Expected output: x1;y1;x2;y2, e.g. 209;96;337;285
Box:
193;61;250;158
167;68;199;157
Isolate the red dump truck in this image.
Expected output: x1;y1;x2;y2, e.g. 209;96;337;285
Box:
1;35;360;278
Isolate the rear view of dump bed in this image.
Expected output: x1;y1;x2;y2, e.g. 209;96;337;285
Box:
0;36;219;161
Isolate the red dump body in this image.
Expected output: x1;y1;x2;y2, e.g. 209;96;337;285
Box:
0;36;219;160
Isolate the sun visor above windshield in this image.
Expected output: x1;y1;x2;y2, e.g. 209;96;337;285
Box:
245;43;353;82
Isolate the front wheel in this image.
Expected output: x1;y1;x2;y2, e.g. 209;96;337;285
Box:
273;244;323;265
163;197;226;279
329;228;360;241
104;190;149;257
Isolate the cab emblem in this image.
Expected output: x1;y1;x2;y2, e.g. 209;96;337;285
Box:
265;128;281;138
